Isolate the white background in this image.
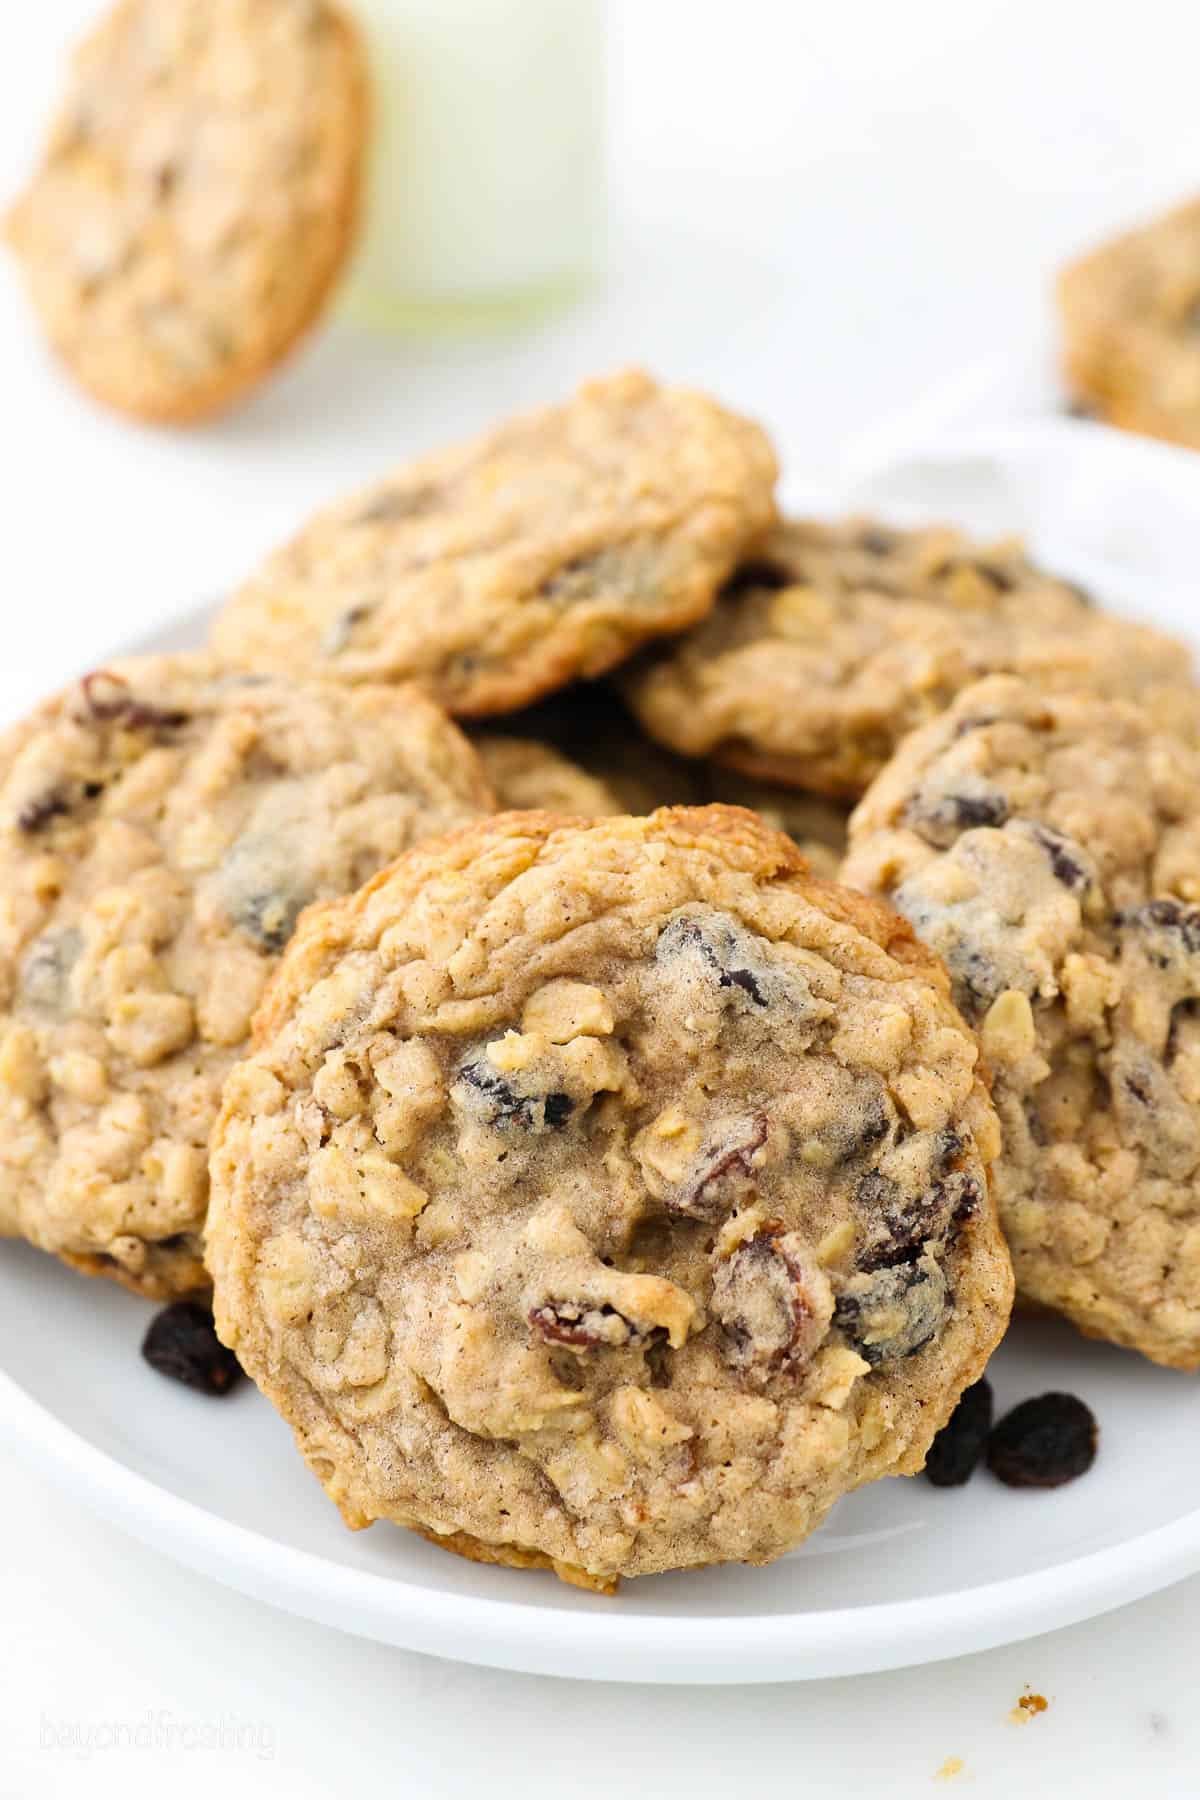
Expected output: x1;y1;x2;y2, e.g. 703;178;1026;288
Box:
4;2;1200;1794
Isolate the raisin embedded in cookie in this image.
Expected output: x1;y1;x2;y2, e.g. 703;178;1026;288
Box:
0;656;491;1297
844;674;1200;1369
4;0;366;424
472;736;619;819
207;806;1011;1586
1058;197;1200;449
211;370;779;715
622;518;1193;799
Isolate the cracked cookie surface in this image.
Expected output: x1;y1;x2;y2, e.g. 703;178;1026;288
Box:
844;674;1200;1367
211;370;779;715
1058;197;1200;448
4;0;366;424
622;517;1193;799
0;655;490;1296
207;806;1010;1584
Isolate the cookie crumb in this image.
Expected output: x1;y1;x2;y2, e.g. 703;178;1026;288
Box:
934;1756;965;1781
1009;1691;1049;1725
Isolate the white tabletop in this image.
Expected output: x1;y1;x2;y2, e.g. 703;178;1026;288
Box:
4;3;1200;1793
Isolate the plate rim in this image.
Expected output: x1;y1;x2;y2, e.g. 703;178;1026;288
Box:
6;1355;1200;1683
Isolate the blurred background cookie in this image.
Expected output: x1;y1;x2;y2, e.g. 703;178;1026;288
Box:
623;517;1194;799
4;0;366;423
211;370;779;713
1059;197;1200;449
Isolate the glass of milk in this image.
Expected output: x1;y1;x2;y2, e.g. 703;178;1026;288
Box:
343;0;607;331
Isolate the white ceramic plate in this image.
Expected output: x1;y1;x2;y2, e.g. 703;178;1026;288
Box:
4;449;1200;1683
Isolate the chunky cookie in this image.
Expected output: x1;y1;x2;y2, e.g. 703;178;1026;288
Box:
4;0;365;424
207;807;1010;1585
623;518;1193;799
844;675;1200;1368
472;736;619;820
0;657;490;1296
211;370;779;714
704;770;849;879
1059;197;1200;448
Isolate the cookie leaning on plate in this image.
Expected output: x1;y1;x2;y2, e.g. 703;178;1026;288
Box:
4;0;366;424
211;370;779;715
0;656;491;1297
1058;196;1200;449
623;517;1194;799
844;675;1200;1368
207;806;1011;1586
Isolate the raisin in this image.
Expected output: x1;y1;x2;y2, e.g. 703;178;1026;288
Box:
671;1115;769;1220
16;790;70;832
528;1301;653;1351
855;527;896;556
238;889;308;952
218;837;315;953
834;1256;949;1364
907;785;1009;849
1119;899;1200;964
710;1228;833;1379
457;1058;574;1132
856;1137;980;1271
987;1392;1097;1488
940;792;1009;831
656;913;768;1006
1031;825;1090;890
541;545;656;606
924;1378;993;1486
79;671;188;733
141;1302;243;1396
934;558;1015;593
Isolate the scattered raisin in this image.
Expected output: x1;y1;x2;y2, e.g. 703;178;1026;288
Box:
924;1378;994;1486
141;1302;243;1396
987;1392;1097;1488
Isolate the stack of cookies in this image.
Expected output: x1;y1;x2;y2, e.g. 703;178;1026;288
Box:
3;367;1198;1591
